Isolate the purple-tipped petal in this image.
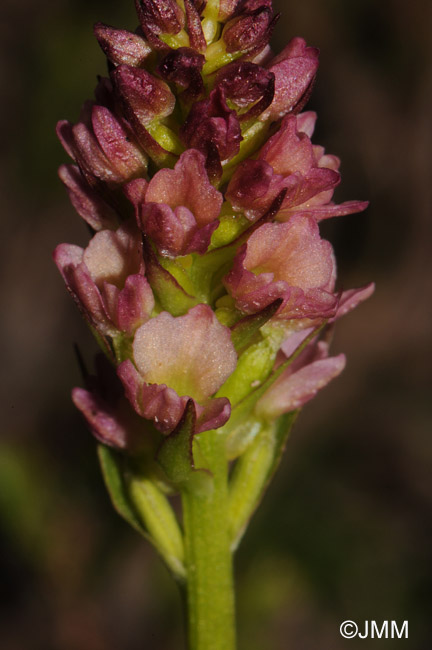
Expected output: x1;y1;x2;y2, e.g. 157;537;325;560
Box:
184;0;206;52
117;360;189;434
94;23;152;66
223;5;275;55
195;398;232;434
139;149;223;256
116;274;155;334
255;354;346;418
112;64;176;128
332;283;375;320
54;243;112;332
91;105;147;181
261;37;319;121
72;387;132;449
58;164;119;231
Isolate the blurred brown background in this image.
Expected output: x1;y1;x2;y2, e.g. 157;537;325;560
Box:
1;0;431;648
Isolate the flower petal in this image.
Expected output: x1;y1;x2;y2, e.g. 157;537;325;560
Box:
132;305;237;402
255;354;346;418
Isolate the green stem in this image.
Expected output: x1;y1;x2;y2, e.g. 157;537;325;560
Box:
181;430;236;650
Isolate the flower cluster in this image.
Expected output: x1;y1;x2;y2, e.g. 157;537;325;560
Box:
55;0;373;474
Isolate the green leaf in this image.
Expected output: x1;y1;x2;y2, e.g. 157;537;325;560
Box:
97;445;146;536
228;412;298;551
156;401;213;495
230;299;283;353
99;445;187;579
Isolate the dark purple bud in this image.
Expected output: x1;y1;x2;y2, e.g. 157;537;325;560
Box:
94;23;152;67
233;0;272;15
223;4;277;55
111;64;176;164
183;0;206;52
180;87;242;176
158;48;205;103
111;64;175;127
91;105;147;180
135;0;185;50
215;61;275;121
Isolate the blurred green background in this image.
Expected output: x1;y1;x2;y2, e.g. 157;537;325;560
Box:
1;0;431;648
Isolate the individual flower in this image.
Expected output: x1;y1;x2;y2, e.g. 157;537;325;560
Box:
56;103;148;187
54;221;154;336
72;354;156;452
134;0;186;50
222;0;277;58
180;87;242;180
224;215;338;321
226;112;368;222
118;305;237;433
126;149;223;257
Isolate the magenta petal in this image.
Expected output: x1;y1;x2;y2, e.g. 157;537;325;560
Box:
215;61;275;120
91;105;147;181
184;0;207;53
262;37;319;121
111;64;175;127
145;149;223;225
58;164;119;231
223;6;274;55
94;22;151;67
56;120;76;160
332;283;375;320
139;383;189;433
116;274;155;335
225;217;338;319
117;360;144;415
259;114;316;175
71;122;122;184
72;387;130;449
135;0;185;50
141;203;190;257
287;199;370;222
158;47;205;102
118;361;190;434
256;354;346;418
195;398;232;434
54;244;111;331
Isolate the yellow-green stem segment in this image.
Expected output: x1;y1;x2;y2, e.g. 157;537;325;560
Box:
181;430;236;650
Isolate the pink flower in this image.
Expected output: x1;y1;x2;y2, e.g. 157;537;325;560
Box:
227;113;368;222
224;215;338;321
127;149;223;257
118;305;237;433
54;221;154;336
